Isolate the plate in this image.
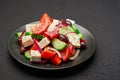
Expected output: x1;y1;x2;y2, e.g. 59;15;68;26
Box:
8;21;95;70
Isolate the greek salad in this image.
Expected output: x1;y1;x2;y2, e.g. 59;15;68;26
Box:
15;13;87;66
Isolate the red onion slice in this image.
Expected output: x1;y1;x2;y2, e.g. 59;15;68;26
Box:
69;49;80;60
33;39;42;53
61;19;72;26
48;47;62;58
56;19;72;27
19;30;26;44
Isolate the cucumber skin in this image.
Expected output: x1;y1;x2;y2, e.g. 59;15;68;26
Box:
66;26;75;32
32;34;44;39
71;25;80;34
25;32;32;36
24;50;31;60
15;32;32;37
15;32;44;39
15;32;22;37
78;33;84;39
52;38;67;50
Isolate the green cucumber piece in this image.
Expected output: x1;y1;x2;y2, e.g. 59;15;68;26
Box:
67;26;75;32
71;24;80;34
25;32;32;36
52;38;67;50
78;33;84;39
15;32;22;37
24;50;31;60
32;34;44;39
15;32;32;37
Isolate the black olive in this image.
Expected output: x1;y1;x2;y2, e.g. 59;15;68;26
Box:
20;45;26;54
58;34;68;43
80;42;87;50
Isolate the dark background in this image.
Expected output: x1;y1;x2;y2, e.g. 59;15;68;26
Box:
0;0;120;80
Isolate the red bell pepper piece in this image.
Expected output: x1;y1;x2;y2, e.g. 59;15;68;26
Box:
51;54;62;66
41;47;56;59
60;45;70;61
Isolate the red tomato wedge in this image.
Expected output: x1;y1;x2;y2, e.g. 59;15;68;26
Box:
32;13;53;35
80;38;86;43
60;45;70;61
68;43;75;56
51;55;62;66
32;23;48;35
41;47;56;59
43;28;59;39
30;44;37;50
40;13;53;26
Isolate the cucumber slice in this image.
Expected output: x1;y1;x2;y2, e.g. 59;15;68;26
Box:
24;50;31;60
32;34;44;39
15;32;32;37
25;32;32;36
15;32;22;37
52;38;67;50
71;24;80;34
67;26;75;32
78;33;84;39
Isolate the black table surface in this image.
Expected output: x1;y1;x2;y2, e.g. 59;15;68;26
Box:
0;0;120;80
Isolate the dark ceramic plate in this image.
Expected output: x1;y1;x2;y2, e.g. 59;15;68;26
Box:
8;21;95;70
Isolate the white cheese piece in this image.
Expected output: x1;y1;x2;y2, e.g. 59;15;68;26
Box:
66;33;80;48
26;24;36;32
66;19;75;24
30;50;41;62
47;19;60;31
38;37;50;49
22;36;33;47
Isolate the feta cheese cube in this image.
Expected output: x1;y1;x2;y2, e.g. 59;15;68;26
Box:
66;33;80;48
30;50;41;62
22;36;33;47
38;37;50;49
66;19;75;24
47;19;60;31
26;24;36;32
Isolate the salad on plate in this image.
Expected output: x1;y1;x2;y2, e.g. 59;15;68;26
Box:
15;13;87;66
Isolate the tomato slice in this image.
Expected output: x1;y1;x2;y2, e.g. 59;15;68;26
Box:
43;28;59;39
40;13;53;26
30;44;37;50
32;23;48;35
60;45;70;61
32;13;53;35
80;38;86;43
51;54;62;66
68;43;75;56
41;47;56;59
